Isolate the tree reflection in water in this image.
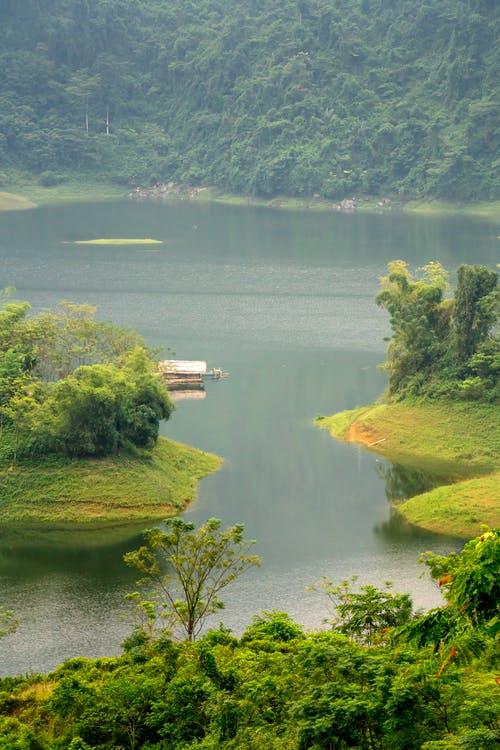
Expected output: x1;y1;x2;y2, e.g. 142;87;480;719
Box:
377;461;445;503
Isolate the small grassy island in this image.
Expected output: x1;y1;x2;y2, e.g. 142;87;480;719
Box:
0;292;221;529
319;261;499;539
73;238;163;245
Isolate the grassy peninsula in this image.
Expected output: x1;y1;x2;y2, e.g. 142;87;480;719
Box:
319;261;499;538
0;191;36;212
0;436;221;527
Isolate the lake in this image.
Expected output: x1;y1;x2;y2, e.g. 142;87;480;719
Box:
0;200;497;676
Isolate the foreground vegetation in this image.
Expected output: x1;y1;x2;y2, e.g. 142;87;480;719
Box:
0;528;498;749
0;0;498;202
319;261;499;537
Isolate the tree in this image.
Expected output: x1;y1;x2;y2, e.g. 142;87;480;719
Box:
119;347;174;448
402;529;500;656
376;261;499;400
35;354;173;456
2;391;38;463
376;260;450;397
452;264;498;362
0;292;173;459
37;368;119;456
0;292;31;357
241;610;305;646
66;69;101;133
310;575;414;646
421;528;500;629
27;301;145;381
125;518;261;641
0;349;31;442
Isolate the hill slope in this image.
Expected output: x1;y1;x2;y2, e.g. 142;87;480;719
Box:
1;0;498;200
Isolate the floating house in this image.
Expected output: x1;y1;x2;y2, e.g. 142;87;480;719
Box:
158;360;228;394
158;360;207;389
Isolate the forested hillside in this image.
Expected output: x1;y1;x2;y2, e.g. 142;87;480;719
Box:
1;0;498;200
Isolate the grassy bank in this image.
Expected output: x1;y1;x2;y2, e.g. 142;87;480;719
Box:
0;179;125;210
1;178;499;217
0;191;37;211
166;186;500;217
317;400;500;538
0;437;222;526
402;199;500;217
399;473;500;538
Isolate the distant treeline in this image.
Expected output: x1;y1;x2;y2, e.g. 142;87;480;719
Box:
0;0;498;200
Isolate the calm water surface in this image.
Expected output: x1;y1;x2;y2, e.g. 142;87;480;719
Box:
0;201;497;675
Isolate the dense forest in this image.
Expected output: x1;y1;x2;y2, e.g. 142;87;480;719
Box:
0;0;498;200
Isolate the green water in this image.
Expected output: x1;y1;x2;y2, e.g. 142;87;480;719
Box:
0;200;497;675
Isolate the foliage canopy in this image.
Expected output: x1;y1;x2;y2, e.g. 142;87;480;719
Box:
377;261;499;401
0;290;173;460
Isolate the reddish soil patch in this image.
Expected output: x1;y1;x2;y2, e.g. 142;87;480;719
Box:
346;420;385;448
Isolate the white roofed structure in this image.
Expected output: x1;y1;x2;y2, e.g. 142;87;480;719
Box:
159;360;207;375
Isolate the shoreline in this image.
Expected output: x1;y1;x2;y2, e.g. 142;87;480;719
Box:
1;180;499;218
317;401;500;539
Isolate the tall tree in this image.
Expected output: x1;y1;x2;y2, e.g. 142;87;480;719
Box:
309;575;413;646
452;264;498;361
125;518;261;641
376;260;450;397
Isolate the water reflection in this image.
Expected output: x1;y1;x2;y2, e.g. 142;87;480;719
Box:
372;504;459;546
377;462;444;503
0;531;145;582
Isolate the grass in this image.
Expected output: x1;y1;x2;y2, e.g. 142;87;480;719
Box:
399;473;500;538
192;188;500;217
0;180;125;210
0;437;222;527
317;400;500;537
73;238;163;245
402;199;500;217
0;191;36;211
